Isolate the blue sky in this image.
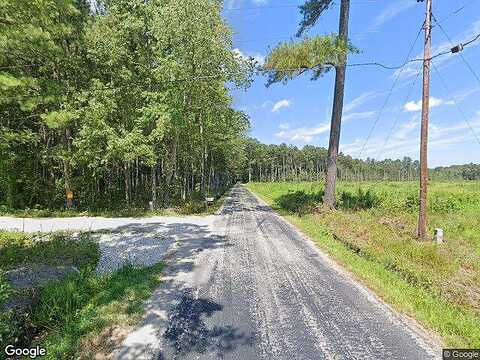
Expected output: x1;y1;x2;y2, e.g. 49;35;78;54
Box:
223;0;480;167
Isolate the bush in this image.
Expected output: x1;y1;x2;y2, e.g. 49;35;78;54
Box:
429;194;462;213
275;190;323;215
404;192;463;213
404;192;419;211
0;271;21;350
339;188;380;210
179;200;208;215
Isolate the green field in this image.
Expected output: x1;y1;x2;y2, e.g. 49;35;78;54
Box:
245;181;480;348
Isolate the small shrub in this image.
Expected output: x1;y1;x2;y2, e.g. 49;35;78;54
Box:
339;188;380;210
0;272;20;349
404;192;419;211
429;194;462;213
275;190;323;215
178;200;208;214
404;192;463;213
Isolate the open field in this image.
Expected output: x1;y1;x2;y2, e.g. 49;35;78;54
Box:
245;181;480;348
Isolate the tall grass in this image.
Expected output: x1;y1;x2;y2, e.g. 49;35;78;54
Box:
246;181;480;347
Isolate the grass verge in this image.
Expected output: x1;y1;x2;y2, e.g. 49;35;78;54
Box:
245;181;480;348
0;231;163;359
34;263;163;360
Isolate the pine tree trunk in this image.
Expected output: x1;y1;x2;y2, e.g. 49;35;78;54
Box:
323;0;350;207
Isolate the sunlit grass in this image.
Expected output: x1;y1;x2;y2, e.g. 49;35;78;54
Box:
246;181;480;348
0;231;163;359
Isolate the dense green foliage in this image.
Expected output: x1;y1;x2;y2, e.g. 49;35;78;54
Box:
240;139;480;182
247;181;480;347
0;0;252;211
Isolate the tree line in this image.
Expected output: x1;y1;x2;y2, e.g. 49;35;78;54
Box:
240;139;480;183
0;0;252;210
1;0;478;212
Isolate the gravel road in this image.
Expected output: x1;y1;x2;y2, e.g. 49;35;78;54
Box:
116;185;441;360
0;215;213;275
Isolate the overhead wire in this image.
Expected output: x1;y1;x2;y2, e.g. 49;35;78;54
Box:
432;63;480;147
374;68;422;161
433;0;477;26
356;21;425;159
432;13;480;86
226;0;379;12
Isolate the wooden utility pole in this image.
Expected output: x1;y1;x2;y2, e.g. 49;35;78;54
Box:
323;0;350;207
418;0;432;240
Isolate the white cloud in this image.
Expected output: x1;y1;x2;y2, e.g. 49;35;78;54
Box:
344;91;378;113
261;101;271;109
226;0;268;9
403;97;448;112
275;123;330;143
232;48;265;66
341;114;480;162
272;99;292;112
393;116;419;140
343;111;376;122
274;108;375;144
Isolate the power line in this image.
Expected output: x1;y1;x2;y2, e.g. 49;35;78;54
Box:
432;63;480;146
357;21;425;159
2;29;479;102
259;31;480;74
432;14;480;86
433;0;477;25
226;1;379;12
375;68;422;160
4;30;479;73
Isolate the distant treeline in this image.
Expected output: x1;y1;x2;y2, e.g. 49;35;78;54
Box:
240;139;480;183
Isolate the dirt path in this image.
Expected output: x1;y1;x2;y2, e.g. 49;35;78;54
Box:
116;185;441;360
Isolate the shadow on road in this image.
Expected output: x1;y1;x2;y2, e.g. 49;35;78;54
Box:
160;288;255;359
115;214;252;360
95;221;224;274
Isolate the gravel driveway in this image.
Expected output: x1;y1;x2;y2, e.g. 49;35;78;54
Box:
0;215;214;274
